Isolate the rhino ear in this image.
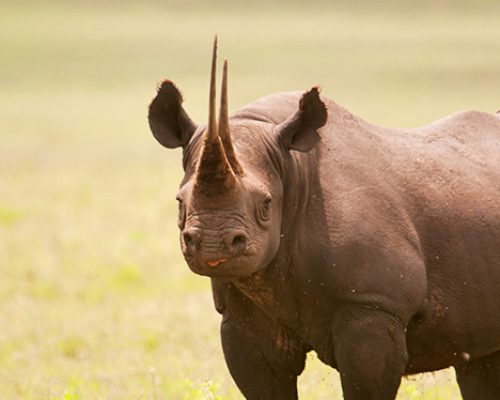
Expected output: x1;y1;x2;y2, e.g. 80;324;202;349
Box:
277;87;327;152
148;80;197;148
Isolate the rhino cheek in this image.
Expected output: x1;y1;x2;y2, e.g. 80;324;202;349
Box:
265;231;282;263
248;230;281;272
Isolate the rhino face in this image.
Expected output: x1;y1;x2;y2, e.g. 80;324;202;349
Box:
148;38;326;278
175;129;284;278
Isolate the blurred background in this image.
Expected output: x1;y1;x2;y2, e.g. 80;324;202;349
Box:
1;0;499;398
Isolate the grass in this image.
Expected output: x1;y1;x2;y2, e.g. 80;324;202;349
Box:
1;0;499;398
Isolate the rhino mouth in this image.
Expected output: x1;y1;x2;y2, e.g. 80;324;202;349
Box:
184;252;258;278
206;258;228;267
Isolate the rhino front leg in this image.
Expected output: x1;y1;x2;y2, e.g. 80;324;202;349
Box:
221;315;306;400
332;306;408;400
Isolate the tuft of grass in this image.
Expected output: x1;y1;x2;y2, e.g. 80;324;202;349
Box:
58;336;88;360
142;330;160;353
111;263;144;288
59;383;81;400
182;380;225;400
0;204;22;226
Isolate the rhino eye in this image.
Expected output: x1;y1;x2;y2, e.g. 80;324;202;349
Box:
263;195;272;210
258;195;272;223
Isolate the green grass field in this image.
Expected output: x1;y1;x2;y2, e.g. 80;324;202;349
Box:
1;1;499;398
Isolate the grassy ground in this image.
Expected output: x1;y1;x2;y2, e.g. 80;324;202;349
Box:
1;1;499;398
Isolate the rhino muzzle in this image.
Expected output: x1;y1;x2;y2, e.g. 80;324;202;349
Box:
182;227;249;259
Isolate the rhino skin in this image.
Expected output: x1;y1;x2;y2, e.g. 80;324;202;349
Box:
148;39;500;400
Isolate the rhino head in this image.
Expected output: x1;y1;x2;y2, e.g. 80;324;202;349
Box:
148;38;327;278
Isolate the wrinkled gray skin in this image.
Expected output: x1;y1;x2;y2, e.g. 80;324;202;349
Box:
148;55;500;399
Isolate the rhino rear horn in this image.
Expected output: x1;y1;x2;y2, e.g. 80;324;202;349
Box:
218;59;243;175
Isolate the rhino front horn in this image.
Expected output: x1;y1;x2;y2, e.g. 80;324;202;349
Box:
195;36;238;196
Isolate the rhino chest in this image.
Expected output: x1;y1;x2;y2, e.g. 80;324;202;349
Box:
239;288;313;363
235;275;303;327
235;277;339;358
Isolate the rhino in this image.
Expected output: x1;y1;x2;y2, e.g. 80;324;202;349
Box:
147;38;500;399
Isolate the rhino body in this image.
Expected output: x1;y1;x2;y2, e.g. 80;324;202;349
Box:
148;41;500;399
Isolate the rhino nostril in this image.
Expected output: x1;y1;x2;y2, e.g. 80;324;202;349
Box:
183;230;200;249
183;233;193;246
231;234;248;251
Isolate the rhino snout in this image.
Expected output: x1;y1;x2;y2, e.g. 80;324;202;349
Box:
181;227;250;262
